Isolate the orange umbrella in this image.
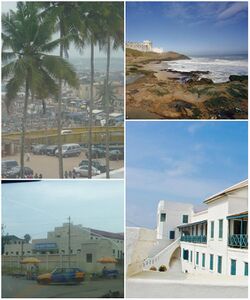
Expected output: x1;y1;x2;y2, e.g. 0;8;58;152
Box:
97;257;117;263
20;257;41;264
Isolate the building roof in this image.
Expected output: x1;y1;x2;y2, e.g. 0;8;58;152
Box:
90;229;124;241
177;220;207;229
204;179;248;204
2;235;24;241
227;211;248;220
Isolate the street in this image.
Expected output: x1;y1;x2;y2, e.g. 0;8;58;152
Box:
126;280;248;298
3;153;123;178
2;275;124;298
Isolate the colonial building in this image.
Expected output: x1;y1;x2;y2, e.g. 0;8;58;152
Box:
142;180;248;278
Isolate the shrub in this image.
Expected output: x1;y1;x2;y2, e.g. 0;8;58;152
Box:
150;266;157;271
158;265;167;272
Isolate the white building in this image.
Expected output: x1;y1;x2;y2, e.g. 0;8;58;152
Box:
142;180;248;278
126;40;153;52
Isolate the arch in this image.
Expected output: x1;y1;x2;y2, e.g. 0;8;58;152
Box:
169;246;181;267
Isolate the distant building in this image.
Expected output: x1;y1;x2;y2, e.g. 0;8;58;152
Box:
126;40;153;52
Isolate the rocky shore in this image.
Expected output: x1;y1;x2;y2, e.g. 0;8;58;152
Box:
126;49;248;119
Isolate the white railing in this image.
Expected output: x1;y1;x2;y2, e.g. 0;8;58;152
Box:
143;237;180;270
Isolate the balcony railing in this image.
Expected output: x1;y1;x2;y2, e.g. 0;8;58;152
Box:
180;235;207;244
228;234;248;249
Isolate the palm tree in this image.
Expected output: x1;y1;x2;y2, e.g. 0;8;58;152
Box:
2;2;78;178
39;2;82;178
96;79;117;109
101;2;124;178
77;3;103;179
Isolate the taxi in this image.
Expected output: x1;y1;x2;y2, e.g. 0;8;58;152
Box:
37;267;84;284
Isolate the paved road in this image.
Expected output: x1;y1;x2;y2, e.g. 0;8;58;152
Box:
126;280;248;298
2;275;124;298
3;153;123;179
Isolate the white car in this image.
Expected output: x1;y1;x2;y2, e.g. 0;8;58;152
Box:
73;166;101;177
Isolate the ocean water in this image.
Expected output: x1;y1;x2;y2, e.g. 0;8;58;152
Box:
166;55;248;83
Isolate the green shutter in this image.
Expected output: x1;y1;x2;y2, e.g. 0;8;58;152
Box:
202;253;205;268
160;213;166;222
182;215;188;223
196;252;199;265
217;256;222;273
211;221;214;238
244;262;248;276
183;249;189;260
219;220;223;239
210;254;214;270
190;251;192;262
231;259;236;275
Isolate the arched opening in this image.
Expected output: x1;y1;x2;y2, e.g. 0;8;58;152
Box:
168;246;181;273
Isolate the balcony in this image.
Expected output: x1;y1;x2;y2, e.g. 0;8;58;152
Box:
180;235;207;244
228;234;248;249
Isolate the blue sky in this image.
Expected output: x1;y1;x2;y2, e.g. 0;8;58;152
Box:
126;121;248;229
2;181;124;239
126;2;248;55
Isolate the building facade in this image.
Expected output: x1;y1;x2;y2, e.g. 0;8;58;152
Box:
126;40;153;52
144;180;248;278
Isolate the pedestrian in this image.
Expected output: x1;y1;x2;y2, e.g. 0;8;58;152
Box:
64;170;68;178
34;173;38;178
68;170;72;178
26;152;31;162
39;173;43;179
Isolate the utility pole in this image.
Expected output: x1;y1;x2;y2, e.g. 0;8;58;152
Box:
68;216;71;267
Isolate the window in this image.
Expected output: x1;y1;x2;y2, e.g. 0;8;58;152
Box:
192;226;194;235
160;213;166;222
86;253;92;263
16;251;19;255
217;256;222;274
113;249;115;255
210;254;214;271
169;231;175;239
210;221;214;239
201;224;204;236
196;252;199;265
182;215;188;223
231;259;236;275
244;262;248;276
183;249;189;261
202;253;205;268
190;251;193;262
196;225;198;235
218;220;223;239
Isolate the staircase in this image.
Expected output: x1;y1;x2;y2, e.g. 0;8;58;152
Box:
143;237;180;270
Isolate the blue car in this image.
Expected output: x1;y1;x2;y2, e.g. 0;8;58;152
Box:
37;267;85;284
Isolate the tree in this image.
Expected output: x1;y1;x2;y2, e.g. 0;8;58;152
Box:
100;2;124;178
24;234;31;243
96;79;117;111
2;2;79;178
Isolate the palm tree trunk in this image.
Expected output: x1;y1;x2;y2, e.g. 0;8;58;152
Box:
20;79;29;178
57;25;64;179
105;36;111;179
88;37;94;178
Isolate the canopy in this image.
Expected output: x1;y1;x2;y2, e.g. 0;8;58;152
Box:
97;257;117;263
20;257;41;264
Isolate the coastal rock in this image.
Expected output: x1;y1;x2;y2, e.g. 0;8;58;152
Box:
229;75;248;82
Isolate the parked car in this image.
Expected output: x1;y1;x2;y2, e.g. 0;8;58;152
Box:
2;160;19;176
6;166;34;178
37;267;84;285
55;144;81;158
109;150;123;161
32;144;47;155
46;145;58;156
85;148;106;159
73;165;101;177
61;129;72;135
102;269;119;279
79;160;106;173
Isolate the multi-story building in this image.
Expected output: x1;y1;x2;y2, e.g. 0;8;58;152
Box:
143;180;248;278
126;40;153;52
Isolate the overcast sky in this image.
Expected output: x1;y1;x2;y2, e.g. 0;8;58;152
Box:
2;180;124;240
2;1;124;58
126;121;248;229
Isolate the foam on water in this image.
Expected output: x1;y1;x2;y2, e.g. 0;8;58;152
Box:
165;55;248;83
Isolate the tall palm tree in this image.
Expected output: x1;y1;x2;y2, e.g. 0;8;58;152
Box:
39;2;82;178
77;3;103;179
101;2;124;178
2;2;78;178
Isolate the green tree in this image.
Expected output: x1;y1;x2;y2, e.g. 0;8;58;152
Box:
2;2;78;178
24;234;31;243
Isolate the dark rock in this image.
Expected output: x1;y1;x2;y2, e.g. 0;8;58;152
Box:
229;75;248;82
197;78;214;84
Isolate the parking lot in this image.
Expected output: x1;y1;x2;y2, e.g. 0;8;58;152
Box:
2;153;123;178
2;275;124;298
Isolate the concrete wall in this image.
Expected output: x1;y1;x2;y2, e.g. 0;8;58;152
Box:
126;227;156;276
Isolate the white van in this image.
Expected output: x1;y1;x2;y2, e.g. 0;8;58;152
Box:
55;144;81;158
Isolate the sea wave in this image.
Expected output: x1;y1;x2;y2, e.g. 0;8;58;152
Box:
166;56;248;83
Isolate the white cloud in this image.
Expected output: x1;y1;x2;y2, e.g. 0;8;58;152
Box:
218;2;248;20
